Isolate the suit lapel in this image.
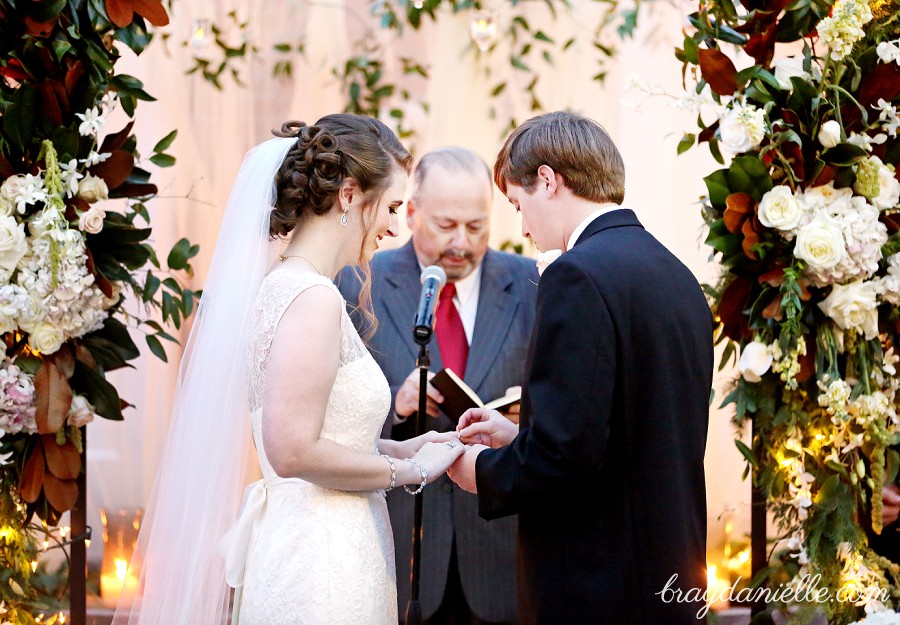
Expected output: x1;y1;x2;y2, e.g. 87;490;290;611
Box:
382;241;444;368
465;250;517;392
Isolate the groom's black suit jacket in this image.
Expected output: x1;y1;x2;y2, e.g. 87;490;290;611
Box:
475;209;714;624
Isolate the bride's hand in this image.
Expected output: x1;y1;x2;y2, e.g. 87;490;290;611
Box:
409;440;466;483
396;430;460;459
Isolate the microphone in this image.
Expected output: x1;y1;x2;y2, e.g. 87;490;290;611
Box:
413;265;447;345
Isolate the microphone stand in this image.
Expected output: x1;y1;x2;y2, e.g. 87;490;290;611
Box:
405;340;430;625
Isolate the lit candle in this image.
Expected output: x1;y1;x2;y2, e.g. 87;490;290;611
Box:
707;564;731;612
101;558;139;608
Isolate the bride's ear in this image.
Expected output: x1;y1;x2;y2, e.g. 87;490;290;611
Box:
339;178;362;210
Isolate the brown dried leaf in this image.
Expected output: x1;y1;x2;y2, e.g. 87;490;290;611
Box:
42;435;81;480
43;474;79;513
698;48;739;97
34;361;73;434
90;150;134;191
723;193;753;234
19;447;45;504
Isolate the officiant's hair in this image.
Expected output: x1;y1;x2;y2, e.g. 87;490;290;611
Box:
493;111;625;205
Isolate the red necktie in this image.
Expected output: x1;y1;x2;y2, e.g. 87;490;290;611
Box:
435;281;469;378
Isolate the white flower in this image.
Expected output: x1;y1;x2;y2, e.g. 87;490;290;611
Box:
78;205;106;234
758;186;803;231
535;249;562;276
875;254;900;306
67;395;95;428
849;609;900;625
59;159;83;198
794;212;846;271
876;39;900;66
28;205;63;238
80;151;111;167
78;174;108;203
818;280;879;340
739;340;773;382
773;56;811;91
875;99;900;137
27;322;65;355
75;106;106;137
0;177;24;216
818;120;842;148
0;216;27;283
818;0;873;61
11;174;47;214
719;103;767;154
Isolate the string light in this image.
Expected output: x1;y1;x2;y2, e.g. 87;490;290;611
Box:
469;11;497;52
191;19;211;48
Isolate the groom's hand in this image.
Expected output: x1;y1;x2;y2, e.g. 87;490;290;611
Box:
457;408;518;448
448;445;487;493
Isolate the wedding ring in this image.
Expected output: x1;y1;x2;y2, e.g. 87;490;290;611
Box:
445;441;457;450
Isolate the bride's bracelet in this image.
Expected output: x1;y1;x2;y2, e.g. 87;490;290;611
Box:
403;459;427;495
380;454;397;491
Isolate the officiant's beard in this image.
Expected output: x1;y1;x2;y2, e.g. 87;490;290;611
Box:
438;248;476;280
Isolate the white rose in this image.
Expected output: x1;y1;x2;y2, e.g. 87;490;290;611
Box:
719;104;766;154
818;280;879;340
874;164;900;210
739;341;773;382
535;249;562;276
773;56;811;91
0;216;27;281
818;120;842;149
78;205;106;234
0;177;24;217
78;174;108;203
758;186;803;231
67;395;95;428
27;322;65;355
794;212;846;270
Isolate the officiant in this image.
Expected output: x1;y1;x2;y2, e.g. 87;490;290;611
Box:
338;146;537;624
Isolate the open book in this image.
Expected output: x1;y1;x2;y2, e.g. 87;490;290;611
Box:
430;368;521;422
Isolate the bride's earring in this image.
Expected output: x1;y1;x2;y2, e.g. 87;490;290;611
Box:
340;206;349;226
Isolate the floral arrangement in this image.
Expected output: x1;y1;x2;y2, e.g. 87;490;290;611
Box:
677;0;900;620
0;0;198;620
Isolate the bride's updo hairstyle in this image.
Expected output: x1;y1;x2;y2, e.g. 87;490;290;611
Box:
270;114;412;337
269;114;412;241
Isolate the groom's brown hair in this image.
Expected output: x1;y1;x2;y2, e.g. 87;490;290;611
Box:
493;111;625;204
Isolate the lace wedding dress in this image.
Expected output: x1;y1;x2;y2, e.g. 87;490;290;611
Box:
224;267;398;625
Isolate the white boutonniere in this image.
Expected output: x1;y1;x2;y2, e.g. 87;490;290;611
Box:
535;249;562;276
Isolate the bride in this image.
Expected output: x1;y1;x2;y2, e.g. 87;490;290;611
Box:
113;114;465;625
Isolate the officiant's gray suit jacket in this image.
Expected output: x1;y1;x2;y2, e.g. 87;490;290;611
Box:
338;240;538;623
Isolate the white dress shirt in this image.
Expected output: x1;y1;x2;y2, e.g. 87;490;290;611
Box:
566;203;621;251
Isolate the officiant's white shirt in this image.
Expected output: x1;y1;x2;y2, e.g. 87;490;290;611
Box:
566;204;621;251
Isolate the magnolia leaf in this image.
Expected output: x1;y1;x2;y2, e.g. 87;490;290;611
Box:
34;360;73;434
697;48;738;96
19;447;45;504
42;436;81;480
43;474;79;512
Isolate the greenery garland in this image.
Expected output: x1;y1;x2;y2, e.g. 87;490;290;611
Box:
677;0;900;620
0;0;198;621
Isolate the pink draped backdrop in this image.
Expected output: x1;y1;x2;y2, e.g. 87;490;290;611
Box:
85;0;749;566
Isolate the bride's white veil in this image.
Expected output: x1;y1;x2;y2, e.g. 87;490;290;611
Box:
112;137;295;625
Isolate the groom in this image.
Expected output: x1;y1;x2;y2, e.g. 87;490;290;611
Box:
448;111;714;624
